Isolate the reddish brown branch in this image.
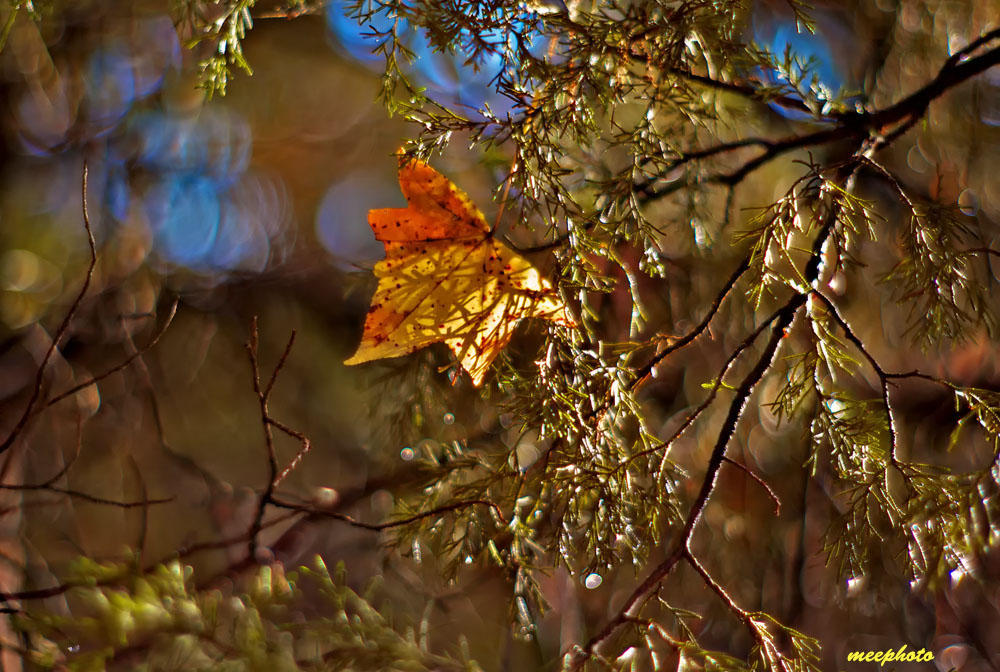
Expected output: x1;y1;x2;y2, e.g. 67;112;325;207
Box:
568;295;804;669
722;456;781;516
0;164;97;456
269;496;508;530
0;482;171;509
245;319;293;559
639;33;1000;200
269;418;312;489
616;301;788;475
631;254;751;387
43;300;179;409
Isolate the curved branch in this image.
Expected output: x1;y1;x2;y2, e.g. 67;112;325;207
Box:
269;497;508;530
44;300;179;409
631;254;751;386
568;294;805;669
0;164;97;456
639;35;1000;200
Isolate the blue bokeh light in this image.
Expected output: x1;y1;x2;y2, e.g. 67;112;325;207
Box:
124;106;280;271
126;109;251;182
129;15;182;98
324;0;518;113
325;1;398;65
765;24;844;93
145;175;222;267
83;45;137;134
315;172;393;267
753;12;857;119
211;174;286;272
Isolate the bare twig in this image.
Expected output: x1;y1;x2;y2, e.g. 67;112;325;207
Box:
269;496;509;530
639;39;1000;200
631;254;751;386
0;483;171;509
615;302;788;475
245;319;290;559
722;456;782;516
43;300;179;409
568;294;804;669
0;163;97;456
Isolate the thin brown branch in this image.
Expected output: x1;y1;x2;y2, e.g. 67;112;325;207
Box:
640;36;1000;200
631;254;751;387
683;549;748;620
810;291;901;465
0;163;97;456
722;456;781;516
245;318;280;560
568;294;804;669
264;331;297;400
269;418;313;489
615;302;787;475
269;496;509;530
244;323;315;562
43;300;179;409
0;482;172;509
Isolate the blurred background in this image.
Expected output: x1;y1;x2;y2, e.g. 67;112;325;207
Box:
0;0;999;670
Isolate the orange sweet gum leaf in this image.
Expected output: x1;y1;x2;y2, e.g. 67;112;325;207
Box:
344;157;575;386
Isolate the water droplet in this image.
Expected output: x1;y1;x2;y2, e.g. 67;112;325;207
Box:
312;487;339;508
400;447;415;461
443;412;455;425
584;573;603;589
